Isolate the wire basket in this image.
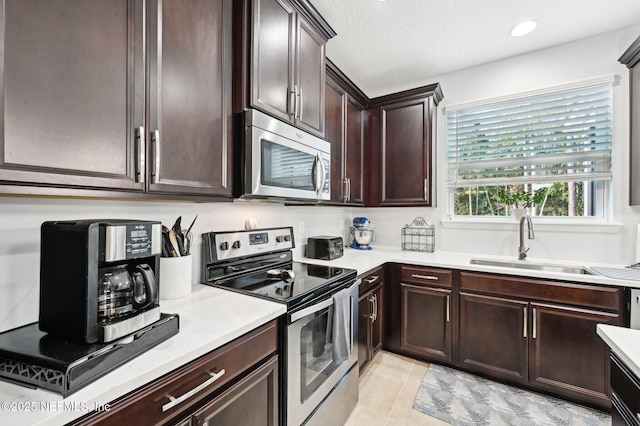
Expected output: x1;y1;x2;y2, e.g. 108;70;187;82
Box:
401;217;435;253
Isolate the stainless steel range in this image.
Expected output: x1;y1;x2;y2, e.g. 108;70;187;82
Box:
201;227;359;426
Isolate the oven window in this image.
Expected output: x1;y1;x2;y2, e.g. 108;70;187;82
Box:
261;140;315;190
299;306;340;402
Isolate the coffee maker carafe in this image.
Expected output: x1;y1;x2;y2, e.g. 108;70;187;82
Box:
98;264;157;324
40;220;162;343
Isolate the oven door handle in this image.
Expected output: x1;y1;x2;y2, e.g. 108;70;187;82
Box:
289;279;360;323
290;297;334;323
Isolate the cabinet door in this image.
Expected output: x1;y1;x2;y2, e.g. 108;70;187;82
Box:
146;0;232;197
370;284;384;358
358;291;372;373
325;78;346;203
193;356;279;426
250;0;295;123
529;302;617;407
295;16;326;136
378;97;432;206
344;97;364;204
458;292;528;383
401;283;452;362
0;0;145;191
631;65;640;205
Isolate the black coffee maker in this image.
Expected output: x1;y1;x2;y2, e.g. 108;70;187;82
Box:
39;219;162;343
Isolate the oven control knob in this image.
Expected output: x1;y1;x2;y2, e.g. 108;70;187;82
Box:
284;235;291;242
219;241;229;250
275;287;284;296
276;235;284;243
232;240;241;249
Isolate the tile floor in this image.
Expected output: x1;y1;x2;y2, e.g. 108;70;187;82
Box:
345;351;451;426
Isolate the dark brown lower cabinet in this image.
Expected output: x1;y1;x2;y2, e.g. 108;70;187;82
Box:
458;292;528;382
401;284;452;362
358;267;384;373
529;303;617;407
191;356;278;426
72;320;279;426
610;353;640;426
398;266;453;363
458;271;623;410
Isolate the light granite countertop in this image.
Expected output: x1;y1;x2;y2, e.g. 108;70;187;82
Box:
295;246;640;288
597;324;640;379
2;246;638;425
0;285;286;426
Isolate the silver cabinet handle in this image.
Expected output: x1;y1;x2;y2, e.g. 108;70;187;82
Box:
424;178;429;202
411;274;438;281
289;86;296;118
294;85;300;119
532;307;537;339
369;295;376;321
342;178;348;202
373;294;378;322
446;294;450;322
299;86;304;121
523;307;527;338
365;275;379;284
135;126;145;183
162;369;226;412
345;177;351;202
151;129;160;184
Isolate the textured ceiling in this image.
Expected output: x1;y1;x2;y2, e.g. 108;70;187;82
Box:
310;0;640;97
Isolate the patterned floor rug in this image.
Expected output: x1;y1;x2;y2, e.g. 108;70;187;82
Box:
412;364;611;426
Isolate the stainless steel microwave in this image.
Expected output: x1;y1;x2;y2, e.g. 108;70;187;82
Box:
235;109;330;202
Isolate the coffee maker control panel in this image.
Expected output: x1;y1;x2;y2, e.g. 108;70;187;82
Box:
103;223;162;262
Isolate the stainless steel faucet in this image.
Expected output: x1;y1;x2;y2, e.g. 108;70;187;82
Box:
518;214;534;260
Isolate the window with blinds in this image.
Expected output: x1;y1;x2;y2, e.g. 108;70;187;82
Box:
446;79;613;218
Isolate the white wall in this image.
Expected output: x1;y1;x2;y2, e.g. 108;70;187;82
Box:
0;197;351;333
360;24;640;264
2;25;640;333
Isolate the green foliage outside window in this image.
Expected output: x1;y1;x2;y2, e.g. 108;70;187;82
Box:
452;182;587;217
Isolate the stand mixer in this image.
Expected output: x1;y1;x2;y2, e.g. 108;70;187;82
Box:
350;217;373;250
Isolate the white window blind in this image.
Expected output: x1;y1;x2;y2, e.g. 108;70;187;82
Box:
446;82;613;186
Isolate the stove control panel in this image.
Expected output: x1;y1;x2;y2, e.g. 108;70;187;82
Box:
203;227;295;262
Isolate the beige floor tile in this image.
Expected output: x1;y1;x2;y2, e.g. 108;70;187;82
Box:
348;351;453;426
358;374;406;417
344;404;389;426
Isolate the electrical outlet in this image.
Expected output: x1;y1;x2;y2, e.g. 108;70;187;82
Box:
298;221;305;235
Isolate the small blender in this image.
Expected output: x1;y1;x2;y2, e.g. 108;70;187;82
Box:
350;217;373;250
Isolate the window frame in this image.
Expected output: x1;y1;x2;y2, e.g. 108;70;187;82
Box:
444;76;615;222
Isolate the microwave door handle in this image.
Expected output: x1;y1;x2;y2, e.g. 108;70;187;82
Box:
319;155;327;194
311;156;318;192
314;154;325;194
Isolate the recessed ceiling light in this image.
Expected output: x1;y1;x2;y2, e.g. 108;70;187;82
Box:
510;20;538;37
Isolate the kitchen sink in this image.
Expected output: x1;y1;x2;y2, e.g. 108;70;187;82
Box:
469;258;594;275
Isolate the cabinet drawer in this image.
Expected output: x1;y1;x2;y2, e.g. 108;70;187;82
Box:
359;266;384;295
75;320;278;426
611;353;640;424
460;271;622;311
401;266;452;288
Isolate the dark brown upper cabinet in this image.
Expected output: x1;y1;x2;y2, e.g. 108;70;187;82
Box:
234;0;335;137
367;84;443;207
324;60;367;205
619;35;640;205
0;0;233;200
0;0;145;193
146;0;233;197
